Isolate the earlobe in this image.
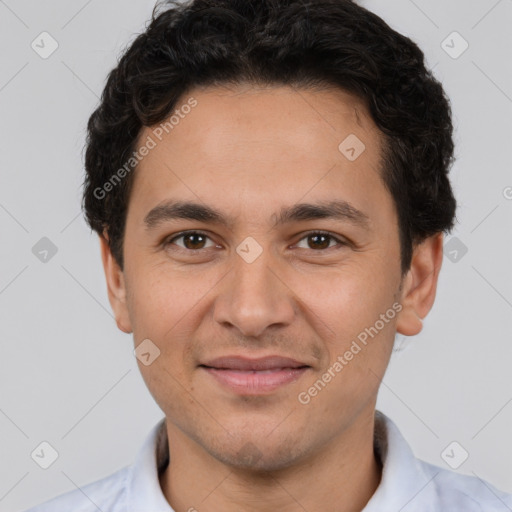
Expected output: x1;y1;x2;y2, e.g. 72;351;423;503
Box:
99;232;133;334
395;233;444;337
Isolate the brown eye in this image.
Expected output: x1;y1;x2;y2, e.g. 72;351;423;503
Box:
182;233;207;250
295;232;346;251
166;231;215;251
307;233;331;250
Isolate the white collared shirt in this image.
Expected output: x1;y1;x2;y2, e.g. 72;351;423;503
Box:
24;410;512;511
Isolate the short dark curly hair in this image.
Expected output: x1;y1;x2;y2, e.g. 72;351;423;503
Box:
82;0;457;274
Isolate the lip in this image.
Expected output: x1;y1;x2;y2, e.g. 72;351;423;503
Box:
199;355;311;395
201;367;310;394
200;355;309;371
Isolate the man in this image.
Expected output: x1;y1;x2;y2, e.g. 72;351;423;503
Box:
25;0;512;510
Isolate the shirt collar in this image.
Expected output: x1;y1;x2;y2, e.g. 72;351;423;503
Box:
127;417;172;512
364;410;439;511
125;410;437;512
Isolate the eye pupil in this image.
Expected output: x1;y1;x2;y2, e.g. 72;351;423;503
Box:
183;233;206;250
170;231;341;253
308;234;330;250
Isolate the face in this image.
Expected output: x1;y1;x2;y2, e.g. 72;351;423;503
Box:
101;83;441;472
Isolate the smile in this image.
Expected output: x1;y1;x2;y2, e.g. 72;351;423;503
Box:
199;366;310;394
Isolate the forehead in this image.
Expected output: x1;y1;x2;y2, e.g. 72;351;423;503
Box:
128;84;394;230
165;83;377;157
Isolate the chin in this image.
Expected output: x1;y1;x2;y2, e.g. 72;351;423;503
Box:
203;428;310;473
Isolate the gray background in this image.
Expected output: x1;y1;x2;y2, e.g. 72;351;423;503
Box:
1;0;511;510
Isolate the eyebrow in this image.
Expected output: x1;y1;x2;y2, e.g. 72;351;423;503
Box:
143;199;371;231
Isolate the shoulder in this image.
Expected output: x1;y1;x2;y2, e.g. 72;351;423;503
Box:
22;466;130;512
418;458;512;511
372;411;512;511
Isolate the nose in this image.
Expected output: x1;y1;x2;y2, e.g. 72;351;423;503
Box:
213;247;296;338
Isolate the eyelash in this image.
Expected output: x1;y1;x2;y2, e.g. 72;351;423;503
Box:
164;230;348;253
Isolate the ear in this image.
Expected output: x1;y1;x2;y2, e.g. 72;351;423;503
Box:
99;232;133;334
395;232;444;336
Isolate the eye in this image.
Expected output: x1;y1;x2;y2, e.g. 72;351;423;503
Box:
294;231;347;251
165;231;218;251
164;230;348;253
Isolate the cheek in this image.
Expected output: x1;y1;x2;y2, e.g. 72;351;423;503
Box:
291;264;398;387
127;263;202;335
292;261;397;332
128;270;202;403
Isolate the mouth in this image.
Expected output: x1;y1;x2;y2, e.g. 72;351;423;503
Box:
198;355;311;394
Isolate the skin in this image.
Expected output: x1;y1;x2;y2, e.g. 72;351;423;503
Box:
100;83;443;512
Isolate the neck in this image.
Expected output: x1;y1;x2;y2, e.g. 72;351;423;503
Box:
159;408;382;512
